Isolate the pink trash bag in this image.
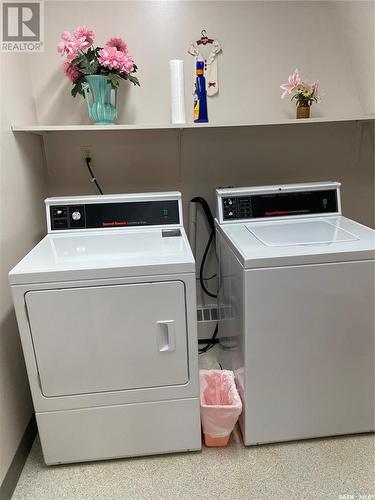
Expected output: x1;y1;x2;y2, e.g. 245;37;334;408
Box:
200;369;242;447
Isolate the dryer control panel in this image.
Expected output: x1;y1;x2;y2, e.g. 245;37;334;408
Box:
46;193;182;232
217;183;341;223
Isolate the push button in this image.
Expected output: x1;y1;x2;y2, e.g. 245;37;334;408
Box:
52;219;68;229
52;206;67;218
223;197;238;220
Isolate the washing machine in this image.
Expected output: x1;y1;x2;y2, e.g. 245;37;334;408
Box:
9;192;201;464
215;182;375;445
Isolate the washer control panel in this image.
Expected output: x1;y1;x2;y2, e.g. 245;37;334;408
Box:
223;196;252;220
49;199;180;231
220;185;340;222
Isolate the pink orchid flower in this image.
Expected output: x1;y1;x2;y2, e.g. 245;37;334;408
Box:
312;80;322;103
280;69;301;99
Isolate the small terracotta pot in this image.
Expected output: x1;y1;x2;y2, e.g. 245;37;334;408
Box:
296;101;311;119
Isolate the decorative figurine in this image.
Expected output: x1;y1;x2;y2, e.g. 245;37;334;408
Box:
188;30;221;97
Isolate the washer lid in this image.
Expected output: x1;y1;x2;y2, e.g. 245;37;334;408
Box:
247;219;359;247
216;216;375;269
9;227;194;285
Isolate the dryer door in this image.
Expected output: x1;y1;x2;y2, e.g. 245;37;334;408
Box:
25;281;189;397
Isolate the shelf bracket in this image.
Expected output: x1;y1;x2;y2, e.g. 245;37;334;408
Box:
176;128;183;183
354;120;364;165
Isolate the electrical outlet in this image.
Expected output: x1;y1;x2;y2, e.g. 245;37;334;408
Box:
80;146;94;163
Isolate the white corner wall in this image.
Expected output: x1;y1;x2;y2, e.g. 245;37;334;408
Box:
332;1;375;113
0;54;47;483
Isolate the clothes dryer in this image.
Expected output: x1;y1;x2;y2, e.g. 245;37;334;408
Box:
10;192;201;464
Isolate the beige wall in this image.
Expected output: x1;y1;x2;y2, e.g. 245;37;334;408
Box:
44;119;374;307
0;55;47;483
0;3;373;481
30;0;369;125
332;1;375;113
37;0;374;307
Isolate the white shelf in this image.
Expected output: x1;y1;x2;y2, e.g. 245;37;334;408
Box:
12;115;375;135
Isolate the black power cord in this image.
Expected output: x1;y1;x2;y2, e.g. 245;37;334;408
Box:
190;196;219;354
198;338;219;345
199;231;217;298
85;156;103;195
199;323;218;354
190;197;217;299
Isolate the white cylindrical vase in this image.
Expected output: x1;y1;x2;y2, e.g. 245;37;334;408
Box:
170;59;186;124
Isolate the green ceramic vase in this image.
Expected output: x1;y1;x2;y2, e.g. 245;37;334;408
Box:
83;75;118;125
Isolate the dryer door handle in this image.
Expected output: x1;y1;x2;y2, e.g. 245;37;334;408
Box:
157;320;176;352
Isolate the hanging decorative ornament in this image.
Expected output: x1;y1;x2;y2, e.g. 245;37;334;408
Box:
188;30;222;97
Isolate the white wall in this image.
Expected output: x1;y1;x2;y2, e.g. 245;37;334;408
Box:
32;0;374;308
0;3;372;482
332;1;375;113
43;119;374;309
0;54;47;483
0;7;373;481
29;0;368;126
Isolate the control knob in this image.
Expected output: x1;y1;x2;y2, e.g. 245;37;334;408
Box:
72;211;81;221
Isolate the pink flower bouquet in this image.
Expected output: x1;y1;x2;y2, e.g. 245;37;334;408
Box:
57;26;139;97
280;69;321;105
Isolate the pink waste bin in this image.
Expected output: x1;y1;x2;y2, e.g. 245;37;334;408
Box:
200;369;242;446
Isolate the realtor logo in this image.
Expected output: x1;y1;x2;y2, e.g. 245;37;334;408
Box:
1;1;44;51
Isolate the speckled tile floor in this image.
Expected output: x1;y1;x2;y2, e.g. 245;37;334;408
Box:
12;432;375;500
12;351;375;499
